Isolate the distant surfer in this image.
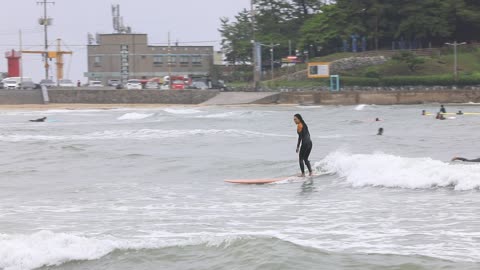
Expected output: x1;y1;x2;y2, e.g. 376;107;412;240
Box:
29;117;47;122
294;114;313;177
436;113;446;120
422;110;426;116
377;128;384;136
375;118;380;121
457;110;464;115
440;105;446;114
451;157;480;162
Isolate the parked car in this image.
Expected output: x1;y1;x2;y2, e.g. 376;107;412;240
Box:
58;79;75;87
2;77;34;89
171;80;185;90
126;79;142;90
160;82;170;90
18;81;37;89
212;80;230;91
189;81;209;90
145;81;159;89
88;81;104;87
3;80;19;89
108;79;121;87
39;79;56;88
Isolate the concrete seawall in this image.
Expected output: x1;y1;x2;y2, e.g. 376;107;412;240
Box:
47;89;219;104
2;89;480;106
275;90;480;105
0;90;44;105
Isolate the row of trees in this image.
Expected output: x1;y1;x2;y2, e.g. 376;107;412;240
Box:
219;0;480;65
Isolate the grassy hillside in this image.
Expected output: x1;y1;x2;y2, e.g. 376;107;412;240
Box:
229;48;480;89
310;48;480;77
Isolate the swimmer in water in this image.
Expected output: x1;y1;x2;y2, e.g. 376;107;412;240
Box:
436;113;446;120
377;128;384;136
29;117;47;122
440;105;446;114
294;114;313;177
451;157;480;162
456;110;464;115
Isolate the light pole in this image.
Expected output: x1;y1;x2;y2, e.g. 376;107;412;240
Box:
259;43;280;81
445;41;466;81
251;0;259;90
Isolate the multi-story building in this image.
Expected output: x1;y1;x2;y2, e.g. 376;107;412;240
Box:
85;33;214;84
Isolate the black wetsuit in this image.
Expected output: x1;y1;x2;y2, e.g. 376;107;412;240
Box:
29;117;46;122
297;123;313;174
440;107;446;113
454;157;480;162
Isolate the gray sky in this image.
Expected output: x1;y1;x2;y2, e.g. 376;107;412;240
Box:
0;0;250;82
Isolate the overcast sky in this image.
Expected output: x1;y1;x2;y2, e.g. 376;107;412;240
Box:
0;0;250;82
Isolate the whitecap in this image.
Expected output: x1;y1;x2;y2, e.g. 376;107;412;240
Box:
117;112;154;120
163;108;202;115
316;151;480;190
354;104;367;111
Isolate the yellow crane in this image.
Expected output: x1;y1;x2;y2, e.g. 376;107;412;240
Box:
22;39;72;82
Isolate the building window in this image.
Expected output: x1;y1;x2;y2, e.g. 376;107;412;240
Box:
94;56;102;67
168;55;177;66
153;55;163;66
192;55;202;66
179;56;189;65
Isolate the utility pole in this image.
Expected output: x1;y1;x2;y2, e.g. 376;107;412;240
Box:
251;0;260;91
271;43;274;81
168;32;172;89
445;41;466;81
19;30;23;89
37;0;55;80
288;40;292;56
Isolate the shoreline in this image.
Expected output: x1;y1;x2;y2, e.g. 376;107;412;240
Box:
0;103;200;111
1;102;479;111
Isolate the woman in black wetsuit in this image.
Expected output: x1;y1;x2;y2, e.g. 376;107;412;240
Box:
294;114;313;177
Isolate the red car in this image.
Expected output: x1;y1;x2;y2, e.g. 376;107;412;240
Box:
171;80;185;90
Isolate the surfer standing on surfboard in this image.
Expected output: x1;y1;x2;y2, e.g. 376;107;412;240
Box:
294;114;313;177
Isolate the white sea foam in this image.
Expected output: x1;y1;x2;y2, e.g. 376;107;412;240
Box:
316;151;480;190
0;231;259;270
295;105;323;109
0;129;293;142
117;112;154;120
196;112;240;119
354;104;368;111
0;231;122;270
163;108;202;115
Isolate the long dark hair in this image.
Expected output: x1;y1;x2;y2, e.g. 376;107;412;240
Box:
294;113;309;131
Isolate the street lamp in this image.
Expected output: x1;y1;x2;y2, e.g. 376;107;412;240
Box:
259;43;280;81
445;41;467;80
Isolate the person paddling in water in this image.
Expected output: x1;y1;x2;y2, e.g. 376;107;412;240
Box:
451;157;480;162
294;114;313;177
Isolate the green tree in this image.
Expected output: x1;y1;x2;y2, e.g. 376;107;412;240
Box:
442;0;480;42
219;9;253;65
395;0;451;45
290;0;324;17
392;51;425;72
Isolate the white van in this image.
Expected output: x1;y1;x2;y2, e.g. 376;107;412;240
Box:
2;77;33;89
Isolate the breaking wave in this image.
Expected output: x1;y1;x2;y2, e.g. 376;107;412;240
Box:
163;108;202;115
117;113;154;120
316;151;480;190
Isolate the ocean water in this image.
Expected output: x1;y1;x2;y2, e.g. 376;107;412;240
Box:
0;104;479;270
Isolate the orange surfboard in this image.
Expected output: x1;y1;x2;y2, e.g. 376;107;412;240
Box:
224;178;287;184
